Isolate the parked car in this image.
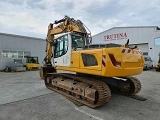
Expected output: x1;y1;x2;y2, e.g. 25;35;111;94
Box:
143;56;153;70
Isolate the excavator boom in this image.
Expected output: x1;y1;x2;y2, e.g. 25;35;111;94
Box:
44;16;91;66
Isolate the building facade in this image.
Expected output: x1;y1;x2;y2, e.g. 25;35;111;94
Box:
92;26;160;65
0;33;46;70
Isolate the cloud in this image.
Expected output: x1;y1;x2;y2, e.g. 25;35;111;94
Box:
0;0;160;38
129;12;137;17
3;0;24;5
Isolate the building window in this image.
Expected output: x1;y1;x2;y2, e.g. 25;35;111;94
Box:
11;51;18;58
2;50;31;58
18;51;23;58
2;50;9;58
155;38;160;45
24;51;31;58
143;52;148;55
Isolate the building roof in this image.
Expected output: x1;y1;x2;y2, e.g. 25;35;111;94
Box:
93;26;160;37
0;32;45;41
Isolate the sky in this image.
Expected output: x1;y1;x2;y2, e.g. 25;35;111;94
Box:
0;0;160;39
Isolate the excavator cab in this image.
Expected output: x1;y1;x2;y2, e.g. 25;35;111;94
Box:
39;32;85;79
52;32;85;67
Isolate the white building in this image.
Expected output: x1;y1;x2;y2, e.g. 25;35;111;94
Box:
92;26;160;65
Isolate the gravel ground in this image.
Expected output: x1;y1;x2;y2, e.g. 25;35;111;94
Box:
0;70;160;120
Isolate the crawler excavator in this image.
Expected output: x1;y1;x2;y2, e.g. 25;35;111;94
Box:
39;15;144;108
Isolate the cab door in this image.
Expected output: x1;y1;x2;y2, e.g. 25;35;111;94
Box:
54;34;71;67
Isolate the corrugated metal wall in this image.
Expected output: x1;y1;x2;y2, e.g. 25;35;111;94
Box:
0;33;46;70
92;27;155;45
136;44;148;53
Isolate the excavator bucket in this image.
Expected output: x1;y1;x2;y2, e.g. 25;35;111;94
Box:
39;66;56;80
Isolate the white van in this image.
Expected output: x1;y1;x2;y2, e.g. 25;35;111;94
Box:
143;56;153;69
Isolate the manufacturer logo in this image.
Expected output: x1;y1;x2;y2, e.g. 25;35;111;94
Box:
104;33;127;41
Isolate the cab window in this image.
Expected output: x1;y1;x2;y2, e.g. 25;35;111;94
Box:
54;35;68;58
71;35;84;49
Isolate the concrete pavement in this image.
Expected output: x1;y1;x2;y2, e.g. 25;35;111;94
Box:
0;70;160;120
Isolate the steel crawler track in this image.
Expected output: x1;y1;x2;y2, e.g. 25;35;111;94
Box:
127;76;142;95
111;77;147;101
45;73;111;108
76;74;142;96
112;76;142;96
100;76;142;96
45;73;143;108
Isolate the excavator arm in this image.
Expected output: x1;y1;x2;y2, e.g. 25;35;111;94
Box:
44;15;91;66
40;16;91;79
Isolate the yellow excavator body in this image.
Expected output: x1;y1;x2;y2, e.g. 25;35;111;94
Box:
57;47;144;77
